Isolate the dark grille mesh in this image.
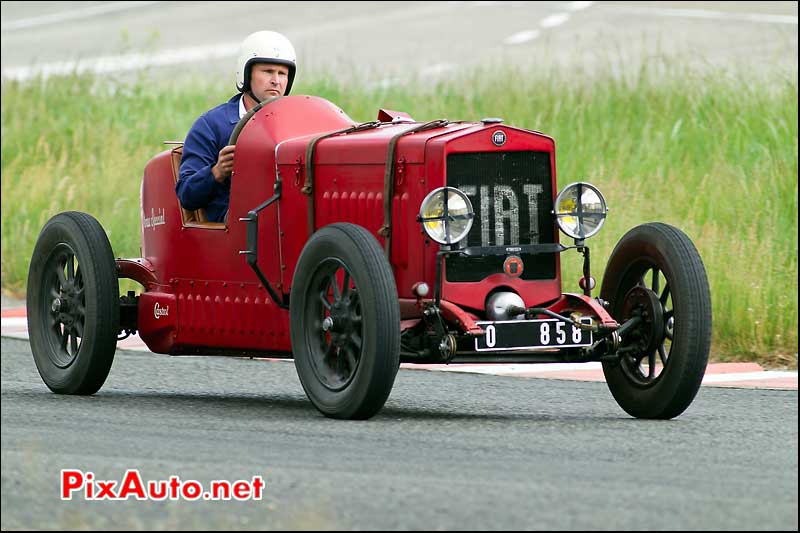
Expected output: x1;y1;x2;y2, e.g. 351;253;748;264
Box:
446;151;556;282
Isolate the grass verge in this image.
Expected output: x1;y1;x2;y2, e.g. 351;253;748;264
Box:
1;61;796;367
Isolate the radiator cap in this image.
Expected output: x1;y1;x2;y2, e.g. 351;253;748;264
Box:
481;117;503;124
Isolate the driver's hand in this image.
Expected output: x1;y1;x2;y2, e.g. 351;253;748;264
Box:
212;145;235;182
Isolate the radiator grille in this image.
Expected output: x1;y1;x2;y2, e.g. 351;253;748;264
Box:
446;151;556;282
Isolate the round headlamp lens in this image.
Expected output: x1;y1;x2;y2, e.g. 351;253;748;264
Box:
419;187;474;245
554;182;607;239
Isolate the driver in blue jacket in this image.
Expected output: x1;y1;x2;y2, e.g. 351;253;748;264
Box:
175;31;297;223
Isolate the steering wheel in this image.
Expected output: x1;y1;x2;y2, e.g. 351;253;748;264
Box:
228;96;282;145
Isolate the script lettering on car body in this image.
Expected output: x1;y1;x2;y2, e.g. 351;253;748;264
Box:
154;302;169;319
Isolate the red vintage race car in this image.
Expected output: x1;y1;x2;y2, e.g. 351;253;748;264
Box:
27;95;711;420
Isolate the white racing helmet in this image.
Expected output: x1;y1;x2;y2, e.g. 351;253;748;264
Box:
235;31;297;96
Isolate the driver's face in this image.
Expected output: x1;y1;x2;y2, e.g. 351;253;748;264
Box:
250;63;290;100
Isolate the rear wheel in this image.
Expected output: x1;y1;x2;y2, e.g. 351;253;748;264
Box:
27;212;119;394
290;223;400;420
600;223;711;419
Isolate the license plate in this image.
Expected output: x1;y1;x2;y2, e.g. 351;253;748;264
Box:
474;318;593;351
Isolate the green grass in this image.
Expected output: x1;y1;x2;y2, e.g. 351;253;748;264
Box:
1;61;796;367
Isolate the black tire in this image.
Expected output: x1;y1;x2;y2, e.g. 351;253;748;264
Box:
290;223;400;419
27;212;120;395
600;223;711;419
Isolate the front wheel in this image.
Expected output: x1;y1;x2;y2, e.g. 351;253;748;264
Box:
290;223;400;420
600;223;711;419
27;212;120;395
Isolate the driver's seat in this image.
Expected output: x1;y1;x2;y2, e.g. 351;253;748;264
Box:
170;145;209;224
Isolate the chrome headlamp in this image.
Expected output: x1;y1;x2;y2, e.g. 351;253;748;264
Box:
553;182;608;240
418;187;475;245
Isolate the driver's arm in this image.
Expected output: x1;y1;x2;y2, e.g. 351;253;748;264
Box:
175;116;229;210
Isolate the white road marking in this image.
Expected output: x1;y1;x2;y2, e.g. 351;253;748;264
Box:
431;362;602;374
0;1;161;32
469;1;585;7
432;362;798;384
567;1;594;12
1;2;461;82
600;4;798;25
7;1;792;83
702;371;798;383
503;29;540;45
504;2;586;46
2;42;240;82
540;12;571;28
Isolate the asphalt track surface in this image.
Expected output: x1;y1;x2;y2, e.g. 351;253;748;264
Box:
2;336;798;530
2;1;797;83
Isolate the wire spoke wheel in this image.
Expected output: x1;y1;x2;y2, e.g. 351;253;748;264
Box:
40;244;86;368
620;266;674;386
308;259;362;391
600;223;711;419
291;223;400;420
27;212;119;395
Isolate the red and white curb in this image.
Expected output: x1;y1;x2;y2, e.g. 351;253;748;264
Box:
408;362;798;390
3;308;796;390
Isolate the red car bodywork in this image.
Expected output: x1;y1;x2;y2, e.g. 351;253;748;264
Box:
118;95;615;357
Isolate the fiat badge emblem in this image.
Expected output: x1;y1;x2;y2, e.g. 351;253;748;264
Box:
492;130;506;146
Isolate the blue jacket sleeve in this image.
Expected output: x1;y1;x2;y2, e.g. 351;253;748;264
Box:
175;115;226;211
